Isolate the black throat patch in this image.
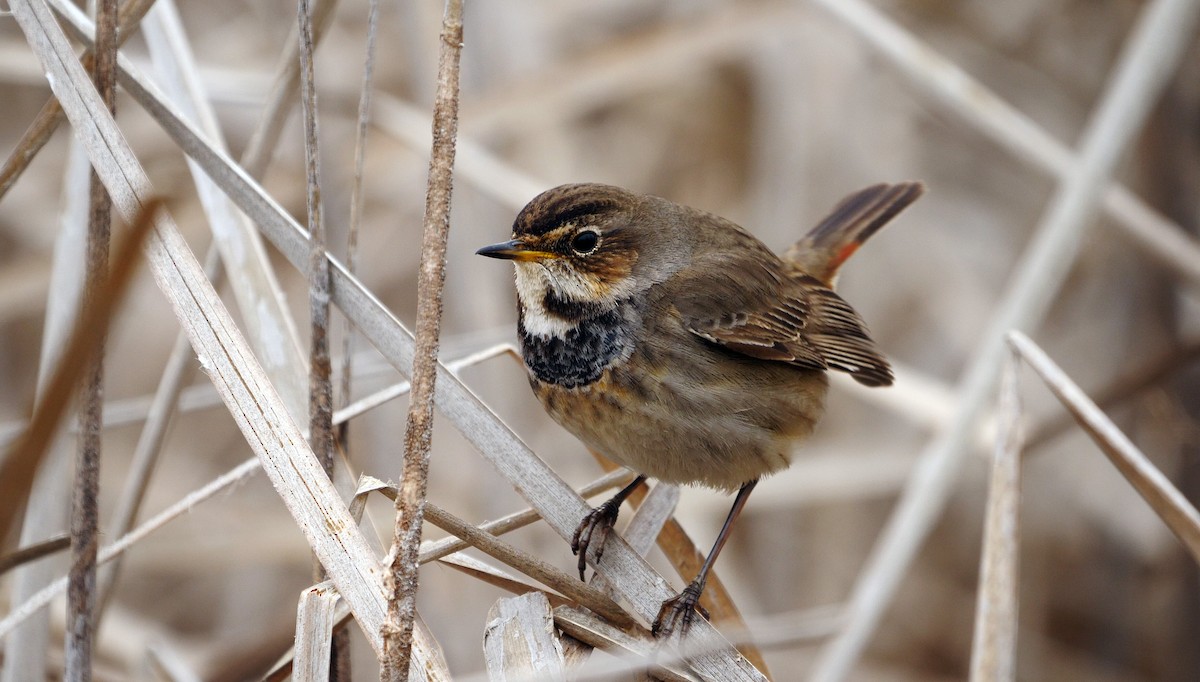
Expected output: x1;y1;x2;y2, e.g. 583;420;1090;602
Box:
518;297;637;388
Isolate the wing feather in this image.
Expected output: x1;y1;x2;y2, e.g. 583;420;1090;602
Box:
681;273;893;386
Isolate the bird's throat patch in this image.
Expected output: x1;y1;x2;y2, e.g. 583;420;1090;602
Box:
518;301;636;388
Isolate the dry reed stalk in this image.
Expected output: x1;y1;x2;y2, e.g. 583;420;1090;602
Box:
296;0;346;673
358;475;635;628
66;0;117;676
415;469;635;565
438;554;584;615
968;351;1023;681
381;0;464;677
422;503;635;628
138;0;311;421
543;603;849;682
0;456;261;641
298;0;332;483
240;0;339;179
1026;339;1200;450
811;1;1200;678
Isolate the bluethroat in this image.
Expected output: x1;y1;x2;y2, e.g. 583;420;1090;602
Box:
477;181;923;636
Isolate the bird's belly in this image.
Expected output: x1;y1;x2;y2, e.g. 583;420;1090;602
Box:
529;356;828;492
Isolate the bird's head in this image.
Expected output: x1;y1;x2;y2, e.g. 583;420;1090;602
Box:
477;184;687;332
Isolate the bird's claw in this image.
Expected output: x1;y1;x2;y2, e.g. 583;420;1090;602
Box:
571;503;620;580
652;581;708;638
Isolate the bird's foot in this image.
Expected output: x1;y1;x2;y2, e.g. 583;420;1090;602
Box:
652;581;709;638
571;500;621;580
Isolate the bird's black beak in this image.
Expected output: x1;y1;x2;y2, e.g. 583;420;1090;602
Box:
475;239;554;262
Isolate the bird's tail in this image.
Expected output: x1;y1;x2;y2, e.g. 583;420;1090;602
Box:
784;182;925;286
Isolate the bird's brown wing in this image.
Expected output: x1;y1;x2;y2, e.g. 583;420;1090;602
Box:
672;243;897;389
686;274;892;386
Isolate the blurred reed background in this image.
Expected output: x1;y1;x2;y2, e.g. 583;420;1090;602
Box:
1;0;1198;679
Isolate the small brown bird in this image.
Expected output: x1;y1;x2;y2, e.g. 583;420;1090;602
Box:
477;181;923;636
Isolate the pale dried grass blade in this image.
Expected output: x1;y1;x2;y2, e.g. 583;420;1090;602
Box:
483;592;568;681
1026;339;1200;449
1008;331;1200;562
354;475;625;621
294;581;339;682
811;1;1200;678
655;515;769;675
375;94;544;210
968;350;1023;682
238;0;338;179
338;0;381;424
609;482;680;560
268;607;451;682
69;0;118;673
571;483;681;680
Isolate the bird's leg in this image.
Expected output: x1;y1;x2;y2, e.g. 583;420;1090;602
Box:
653;479;758;638
571;474;647;580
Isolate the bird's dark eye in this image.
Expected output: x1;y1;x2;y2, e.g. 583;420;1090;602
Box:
570;230;600;255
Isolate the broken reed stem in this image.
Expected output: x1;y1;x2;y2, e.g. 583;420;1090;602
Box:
0;0;159;202
66;2;118;679
380;1;464;677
